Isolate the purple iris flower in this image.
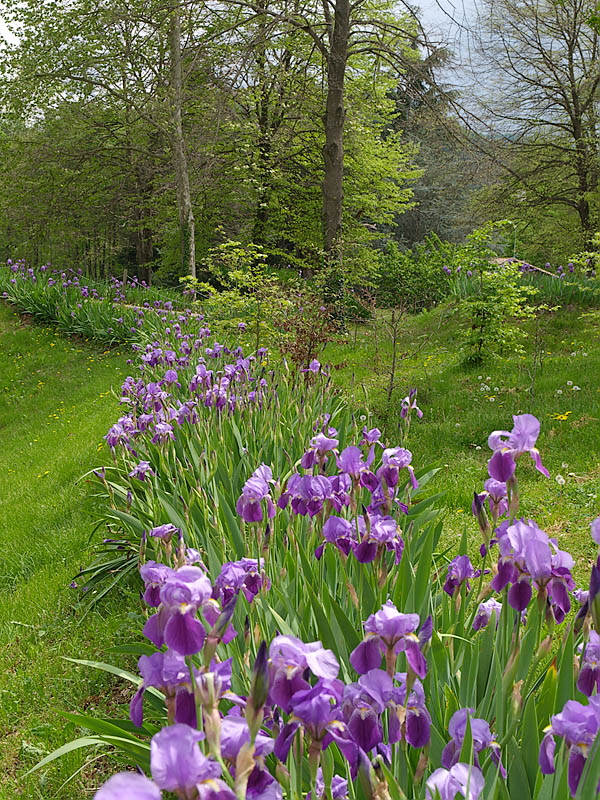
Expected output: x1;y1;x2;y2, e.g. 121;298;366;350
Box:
140;561;174;607
327;474;352;512
361;427;382;445
245;767;282;800
337;446;371;480
151;724;234;800
315;515;357;560
574;588;590;606
483;478;508;519
274;680;356;765
105;422;129;448
197;596;238;648
487;450;516;484
287;475;333;517
308;768;348;800
350;602;427;679
342;682;384;754
378;448;418;490
301;433;339;470
137;413;155;433
144;382;168;409
400;388;423;420
343;669;431;751
577;631;600;696
313;413;337;437
488;413;549;477
352;514;404;565
213;558;269;605
493;518;574;618
151;421;175;445
592;517;600;545
395;672;432;747
236;465;276;523
94;773;161;799
539;696;600;796
176;400;199;426
268;635;339;712
148;524;179;541
130;650;193;728
425;764;485;800
442;709;505;777
473;599;502;631
443;556;475;596
144;566;213;655
220;713;273;761
129;461;155;481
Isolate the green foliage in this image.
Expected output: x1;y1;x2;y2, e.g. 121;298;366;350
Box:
568;231;600;272
459;260;537;363
197;239;268;291
375;222;515;313
376;240;446;311
183;239;291;350
518;269;600;307
0;0;423;286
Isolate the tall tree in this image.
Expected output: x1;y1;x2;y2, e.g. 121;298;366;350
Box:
0;0;199;275
231;0;422;268
465;0;600;246
169;2;196;276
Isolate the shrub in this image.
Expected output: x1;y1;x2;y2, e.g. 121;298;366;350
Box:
459;259;538;363
272;288;338;369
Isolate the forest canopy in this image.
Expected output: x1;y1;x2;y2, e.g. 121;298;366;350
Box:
0;0;599;282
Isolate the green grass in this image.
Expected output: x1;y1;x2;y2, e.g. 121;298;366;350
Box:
0;303;138;799
325;303;600;581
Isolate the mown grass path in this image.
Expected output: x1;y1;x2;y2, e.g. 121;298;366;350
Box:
0;303;134;798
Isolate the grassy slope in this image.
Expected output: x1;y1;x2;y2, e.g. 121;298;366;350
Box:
0;304;136;799
324;304;600;580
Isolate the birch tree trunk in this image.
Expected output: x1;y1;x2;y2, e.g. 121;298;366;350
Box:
169;4;196;278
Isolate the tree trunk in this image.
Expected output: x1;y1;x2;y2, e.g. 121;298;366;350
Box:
169;4;196;278
135;226;154;284
322;0;350;261
252;2;271;246
320;0;349;320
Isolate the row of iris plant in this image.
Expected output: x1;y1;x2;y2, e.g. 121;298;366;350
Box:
442;259;600;307
48;394;600;800
6;259;600;799
0;259;187;345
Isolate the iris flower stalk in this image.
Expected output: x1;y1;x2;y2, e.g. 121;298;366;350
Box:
185;654;204;745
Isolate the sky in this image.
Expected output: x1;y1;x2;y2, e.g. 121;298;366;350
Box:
0;16;17;44
418;0;477;35
417;0;478;64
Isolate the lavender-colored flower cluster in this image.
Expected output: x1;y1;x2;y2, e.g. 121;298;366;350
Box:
94;542;440;799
